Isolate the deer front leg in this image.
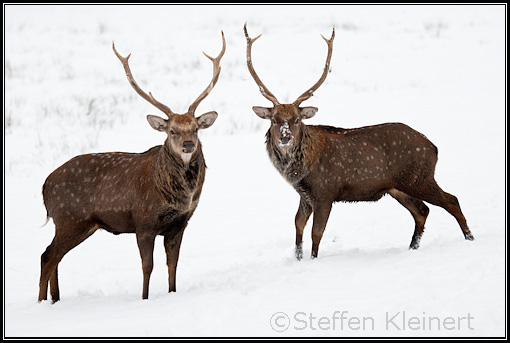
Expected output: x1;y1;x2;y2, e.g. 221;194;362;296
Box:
295;197;312;260
164;230;184;293
136;233;156;300
310;202;333;259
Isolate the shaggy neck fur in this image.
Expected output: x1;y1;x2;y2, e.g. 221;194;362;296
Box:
266;125;325;185
152;142;205;210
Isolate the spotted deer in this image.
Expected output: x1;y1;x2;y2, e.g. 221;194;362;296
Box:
39;32;226;302
244;24;473;260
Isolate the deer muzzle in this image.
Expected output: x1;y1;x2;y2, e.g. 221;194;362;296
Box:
279;122;294;147
182;141;195;153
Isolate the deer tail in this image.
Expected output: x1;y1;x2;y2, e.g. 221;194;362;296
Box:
41;211;51;228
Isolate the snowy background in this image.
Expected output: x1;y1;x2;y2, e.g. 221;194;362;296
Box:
4;4;505;337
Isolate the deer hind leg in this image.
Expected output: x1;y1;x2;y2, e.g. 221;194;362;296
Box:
295;197;312;260
39;223;96;303
136;233;156;300
49;266;59;303
406;181;474;241
388;189;430;249
39;243;56;302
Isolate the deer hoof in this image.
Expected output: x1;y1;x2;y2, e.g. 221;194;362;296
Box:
295;245;303;261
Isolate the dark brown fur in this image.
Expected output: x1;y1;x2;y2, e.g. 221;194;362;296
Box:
244;24;472;259
39;32;225;303
40;141;206;302
265;118;474;259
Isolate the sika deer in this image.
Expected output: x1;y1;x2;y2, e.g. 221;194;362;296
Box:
39;32;226;302
244;24;473;259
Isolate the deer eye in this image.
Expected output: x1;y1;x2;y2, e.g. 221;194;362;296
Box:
170;129;176;135
194;128;199;133
295;118;300;124
272;119;277;124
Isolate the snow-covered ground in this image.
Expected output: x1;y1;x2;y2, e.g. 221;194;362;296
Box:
4;4;505;337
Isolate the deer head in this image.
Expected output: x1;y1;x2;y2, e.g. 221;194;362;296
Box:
244;23;334;153
113;31;226;163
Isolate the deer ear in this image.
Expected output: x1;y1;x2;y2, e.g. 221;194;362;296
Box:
197;111;218;130
147;115;167;132
300;107;318;119
252;106;273;120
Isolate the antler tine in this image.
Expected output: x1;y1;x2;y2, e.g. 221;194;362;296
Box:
244;23;280;106
187;31;226;116
112;41;174;117
292;26;335;106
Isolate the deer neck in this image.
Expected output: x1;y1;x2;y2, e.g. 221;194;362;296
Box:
266;125;323;185
152;144;205;210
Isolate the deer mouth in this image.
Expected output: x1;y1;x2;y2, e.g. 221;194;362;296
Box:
279;136;293;147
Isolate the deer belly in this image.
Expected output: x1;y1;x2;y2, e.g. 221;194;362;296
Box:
332;168;389;202
94;210;136;234
335;187;387;202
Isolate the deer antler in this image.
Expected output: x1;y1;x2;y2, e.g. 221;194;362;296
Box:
244;23;280;106
187;31;226;117
292;27;335;106
112;41;174;117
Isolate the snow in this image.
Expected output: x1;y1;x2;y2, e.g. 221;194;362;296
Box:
4;4;505;338
279;121;293;147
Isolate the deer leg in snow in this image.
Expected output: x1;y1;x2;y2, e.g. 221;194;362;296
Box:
39;224;95;303
49;266;60;303
310;202;333;259
388;189;430;249
405;181;474;241
295;197;312;260
137;234;156;300
164;230;184;293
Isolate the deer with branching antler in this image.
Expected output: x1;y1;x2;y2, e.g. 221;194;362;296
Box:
39;32;226;302
244;23;473;260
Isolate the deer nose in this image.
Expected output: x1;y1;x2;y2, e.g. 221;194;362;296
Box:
281;136;291;145
183;141;195;153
